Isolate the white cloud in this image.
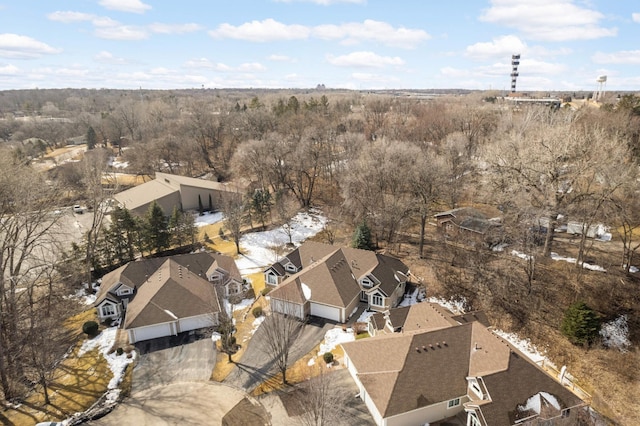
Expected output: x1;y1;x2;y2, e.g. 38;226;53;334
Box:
268;54;294;62
275;0;366;4
632;13;640;23
326;51;404;68
148;23;203;34
94;25;148;40
99;0;151;14
210;19;428;48
94;51;127;64
0;34;61;59
466;35;526;60
313;20;430;48
238;62;267;72
0;64;19;75
47;11;95;23
592;50;640;65
480;0;617;41
209;19;310;42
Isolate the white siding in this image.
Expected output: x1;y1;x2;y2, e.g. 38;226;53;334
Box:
310;302;341;322
178;314;218;333
271;298;305;319
384;396;468;426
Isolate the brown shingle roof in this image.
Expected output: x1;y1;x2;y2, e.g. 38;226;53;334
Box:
479;353;584;425
123;259;220;328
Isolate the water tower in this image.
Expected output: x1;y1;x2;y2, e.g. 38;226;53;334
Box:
510;54;520;94
594;75;607;101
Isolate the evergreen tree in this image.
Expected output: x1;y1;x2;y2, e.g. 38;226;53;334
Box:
251;188;272;230
109;206;137;262
86;126;97;150
561;301;601;346
145;201;169;253
352;220;374;250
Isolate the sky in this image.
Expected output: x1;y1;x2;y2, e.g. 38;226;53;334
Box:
0;0;639;92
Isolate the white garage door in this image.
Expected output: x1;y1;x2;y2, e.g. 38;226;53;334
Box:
310;302;341;322
129;322;173;343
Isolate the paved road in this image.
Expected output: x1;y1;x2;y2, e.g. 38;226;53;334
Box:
89;381;270;426
223;317;334;392
132;336;216;393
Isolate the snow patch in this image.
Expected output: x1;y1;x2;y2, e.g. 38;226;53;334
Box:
518;391;561;414
493;330;545;363
235;209;327;274
307;357;316;367
600;315;630;352
550;252;606;272
211;332;221;342
77;327;136;391
511;250;532;261
251;316;265;334
427;297;465;314
195;211;225;227
319;327;355;355
301;282;312;300
357;310;376;323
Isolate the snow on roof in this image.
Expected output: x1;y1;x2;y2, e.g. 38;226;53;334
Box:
301;282;312;300
518;391;561;414
163;309;178;320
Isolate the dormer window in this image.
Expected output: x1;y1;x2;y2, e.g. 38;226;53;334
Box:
285;263;297;273
116;285;133;296
361;277;373;288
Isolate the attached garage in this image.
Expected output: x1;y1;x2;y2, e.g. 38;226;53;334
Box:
310;302;341;322
129;322;175;344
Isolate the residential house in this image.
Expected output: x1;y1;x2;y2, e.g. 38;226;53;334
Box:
367;302;489;337
112;171;242;216
434;207;502;247
342;320;585;426
267;242;410;323
94;251;243;343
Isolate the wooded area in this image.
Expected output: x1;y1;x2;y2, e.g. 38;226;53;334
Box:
1;88;639;423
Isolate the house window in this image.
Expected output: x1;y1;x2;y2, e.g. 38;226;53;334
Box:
468;412;481;426
360;291;368;302
285;263;297;273
371;293;383;307
447;398;460;408
101;304;116;317
117;287;132;296
266;273;277;285
361;277;372;288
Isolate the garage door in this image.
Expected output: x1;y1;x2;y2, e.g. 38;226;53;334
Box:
129;322;173;343
310;302;341;322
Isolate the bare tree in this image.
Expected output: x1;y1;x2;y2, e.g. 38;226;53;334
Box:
259;294;305;385
220;191;246;254
293;369;350;426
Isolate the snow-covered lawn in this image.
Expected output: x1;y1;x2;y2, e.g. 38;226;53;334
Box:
399;287;425;307
357;310;376;323
194;211;224;227
77;327;135;403
223;298;255;316
235;209;327;274
427;297;466;315
251;316;265;334
318;327;355;355
600;315;630;352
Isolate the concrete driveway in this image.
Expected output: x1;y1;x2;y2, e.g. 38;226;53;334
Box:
132;335;215;393
89;381;270;425
223;316;334;392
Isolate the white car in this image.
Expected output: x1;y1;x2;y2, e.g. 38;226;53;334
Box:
73;205;84;214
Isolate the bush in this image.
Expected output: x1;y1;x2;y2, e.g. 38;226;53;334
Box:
116;347;124;356
252;306;263;318
83;321;99;337
323;352;334;365
245;287;255;300
561;301;601;346
261;287;272;296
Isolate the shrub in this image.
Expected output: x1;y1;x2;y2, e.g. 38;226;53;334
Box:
323;352;334;365
244;287;255;300
561;301;601;346
252;306;263;318
218;227;225;239
83;320;99;337
116;347;124;356
261;287;272;296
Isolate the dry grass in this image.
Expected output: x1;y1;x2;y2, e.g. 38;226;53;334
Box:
2;310;115;426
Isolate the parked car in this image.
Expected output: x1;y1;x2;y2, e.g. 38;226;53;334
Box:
73;205;84;214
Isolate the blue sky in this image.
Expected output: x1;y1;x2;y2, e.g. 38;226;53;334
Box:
0;0;638;91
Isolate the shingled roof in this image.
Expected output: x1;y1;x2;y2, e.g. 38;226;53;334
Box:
124;258;220;328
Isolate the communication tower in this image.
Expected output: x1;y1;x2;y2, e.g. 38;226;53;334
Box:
510;54;520;94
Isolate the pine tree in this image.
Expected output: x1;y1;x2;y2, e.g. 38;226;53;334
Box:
561;301;601;346
352;220;373;250
86;126;97;150
145;201;169;253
